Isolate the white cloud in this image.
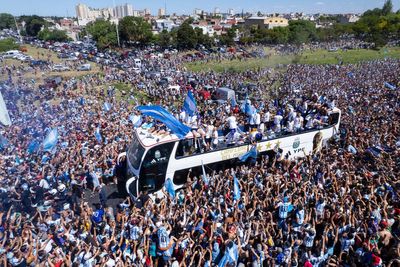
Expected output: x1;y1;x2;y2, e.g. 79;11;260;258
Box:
315;1;325;5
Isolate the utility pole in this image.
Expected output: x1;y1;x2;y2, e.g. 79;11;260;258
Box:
13;15;23;44
112;0;121;47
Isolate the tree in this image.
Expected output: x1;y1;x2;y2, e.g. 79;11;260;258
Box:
268;27;289;44
118;16;153;46
176;21;197;50
288;20;316;45
37;29;69;42
157;30;172;48
382;0;393;15
19;15;47;36
0;13;15;30
86;20;118;49
0;38;19;52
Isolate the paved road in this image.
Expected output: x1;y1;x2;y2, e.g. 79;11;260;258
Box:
82;183;125;209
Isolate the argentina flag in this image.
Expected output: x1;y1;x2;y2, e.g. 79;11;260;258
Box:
238;145;258;162
183;90;197;116
201;161;209;186
94;127;102;143
42;128;58;152
233;173;241;201
129;114;142;128
137;105;191;139
165;178;175;198
103;102;112;112
0;134;8;150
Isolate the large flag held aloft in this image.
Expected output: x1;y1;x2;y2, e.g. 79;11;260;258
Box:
43;128;58;152
94;127;102;143
384;82;396;90
233;172;241;201
165;178;176;198
0;90;11;126
137;105;191;139
129;114;142;128
183;90;197;116
0;134;8;150
238;145;258;162
103;102;112;112
201;161;209;186
27;140;40;154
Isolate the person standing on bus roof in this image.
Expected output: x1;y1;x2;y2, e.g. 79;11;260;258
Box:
226;112;238;145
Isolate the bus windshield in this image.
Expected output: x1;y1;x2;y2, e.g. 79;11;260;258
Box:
127;133;145;170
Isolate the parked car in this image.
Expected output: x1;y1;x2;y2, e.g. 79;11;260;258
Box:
30;60;48;67
52;64;70;72
76;64;91;71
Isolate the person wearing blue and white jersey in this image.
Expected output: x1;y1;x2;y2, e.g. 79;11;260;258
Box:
276;196;294;219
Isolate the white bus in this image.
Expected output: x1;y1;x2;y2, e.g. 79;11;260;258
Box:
116;108;341;198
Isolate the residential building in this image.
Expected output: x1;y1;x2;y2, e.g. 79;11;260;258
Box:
158;8;165;17
155;19;176;32
76;4;89;19
338;14;360;23
244;16;289;29
114;4;133;18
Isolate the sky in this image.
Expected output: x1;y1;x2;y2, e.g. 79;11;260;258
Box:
1;0;399;17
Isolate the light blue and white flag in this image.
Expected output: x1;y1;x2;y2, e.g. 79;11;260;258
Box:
94;127;102;143
201;160;209;186
183;90;197;116
0;134;8;150
238;145;258;162
165;178;175;198
384;82;396;90
0;90;11;126
103;102;112;112
27;140;40;154
233;173;241;201
42;128;58;152
218;241;239;267
129;114;142;128
137;105;191;139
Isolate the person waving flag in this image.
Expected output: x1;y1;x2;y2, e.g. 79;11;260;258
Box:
233;172;241;201
42;128;58;152
94;126;102;143
183;90;197;116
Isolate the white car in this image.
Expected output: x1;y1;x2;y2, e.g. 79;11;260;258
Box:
52;64;70;72
77;64;91;71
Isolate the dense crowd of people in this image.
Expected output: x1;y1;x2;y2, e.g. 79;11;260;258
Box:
0;41;399;267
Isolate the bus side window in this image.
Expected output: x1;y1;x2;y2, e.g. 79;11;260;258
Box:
173;169;190;185
329;112;340;125
176;139;196;158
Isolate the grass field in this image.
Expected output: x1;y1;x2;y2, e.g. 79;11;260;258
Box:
185;47;400;72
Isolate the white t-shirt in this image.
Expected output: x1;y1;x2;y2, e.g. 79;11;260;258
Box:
274;115;283;125
255;113;261;125
263;111;270;123
294;116;303;129
206;125;214;138
227;116;237;129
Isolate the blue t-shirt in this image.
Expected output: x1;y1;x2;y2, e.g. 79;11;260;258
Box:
92;209;104;224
